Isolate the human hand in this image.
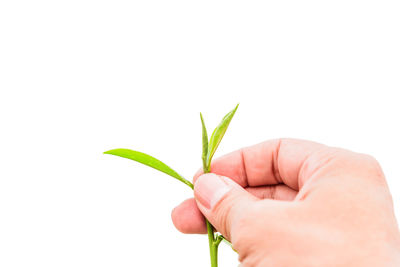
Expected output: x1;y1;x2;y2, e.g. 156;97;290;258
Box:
171;139;400;266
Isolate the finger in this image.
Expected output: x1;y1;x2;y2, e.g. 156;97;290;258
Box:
193;138;341;190
171;184;296;234
194;173;258;240
171;198;207;234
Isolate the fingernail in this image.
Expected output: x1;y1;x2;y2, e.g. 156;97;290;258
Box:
194;173;231;210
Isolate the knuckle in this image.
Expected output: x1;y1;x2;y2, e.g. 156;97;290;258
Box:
355;152;382;170
359;153;386;180
230;205;261;254
231;202;296;263
361;153;380;167
215;205;233;239
212;192;237;239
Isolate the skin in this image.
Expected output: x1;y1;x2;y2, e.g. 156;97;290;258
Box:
171;139;400;267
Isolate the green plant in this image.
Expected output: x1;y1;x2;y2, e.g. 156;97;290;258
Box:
104;104;239;267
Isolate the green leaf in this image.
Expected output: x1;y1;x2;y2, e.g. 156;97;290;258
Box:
200;112;209;173
104;148;193;189
221;236;233;248
206;104;239;168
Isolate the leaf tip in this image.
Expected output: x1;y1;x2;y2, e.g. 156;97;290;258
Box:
103;149;119;155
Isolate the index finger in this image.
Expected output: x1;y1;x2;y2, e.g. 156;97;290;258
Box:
193;138;332;190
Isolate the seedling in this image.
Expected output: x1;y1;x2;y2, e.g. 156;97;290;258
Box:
104;104;239;267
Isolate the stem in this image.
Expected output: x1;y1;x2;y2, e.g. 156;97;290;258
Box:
204;169;222;266
206;220;218;267
215;235;223;247
211;241;219;267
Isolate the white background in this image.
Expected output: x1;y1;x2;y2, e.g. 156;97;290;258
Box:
1;1;399;266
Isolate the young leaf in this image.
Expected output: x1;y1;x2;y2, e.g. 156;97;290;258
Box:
200;112;209;172
206;104;239;168
104;148;193;189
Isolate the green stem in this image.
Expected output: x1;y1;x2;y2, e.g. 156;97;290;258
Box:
206;220;218;267
203;168;222;266
215;235;223;247
211;241;219;267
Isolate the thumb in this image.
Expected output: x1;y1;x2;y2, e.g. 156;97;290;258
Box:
194;173;257;240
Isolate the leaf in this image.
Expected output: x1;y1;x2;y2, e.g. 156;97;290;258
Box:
221;236;233;248
104;148;193;189
200;112;209;173
206;104;239;168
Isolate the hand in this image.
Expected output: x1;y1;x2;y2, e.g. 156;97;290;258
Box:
171;139;400;267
